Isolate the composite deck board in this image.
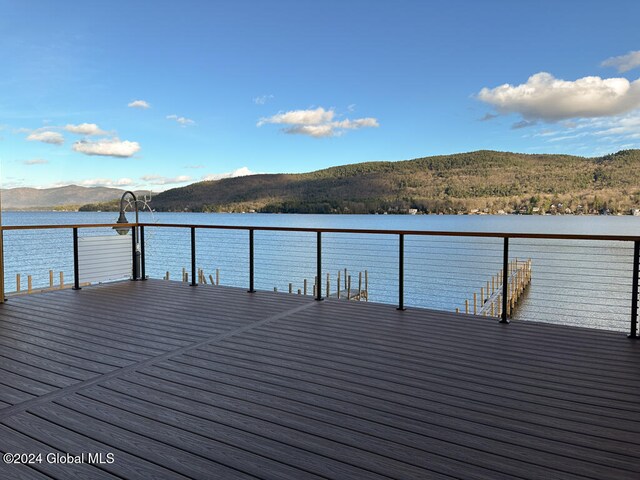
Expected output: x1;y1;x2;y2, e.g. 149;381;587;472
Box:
3;300;191;348
0;279;638;479
0;423;116;480
161;351;637;478
0;343;100;381
179;344;640;422
212;333;640;403
234;329;639;393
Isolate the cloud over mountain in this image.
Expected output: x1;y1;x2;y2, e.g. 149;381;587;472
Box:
257;107;379;137
478;72;640;121
72;138;141;157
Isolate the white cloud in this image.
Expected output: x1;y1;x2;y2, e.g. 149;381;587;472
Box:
201;167;255;182
72;137;141;157
258;107;379;138
79;178;134;187
253;94;274;105
601;50;640;73
258;107;334;127
140;174;192;185
22;158;49;165
128;100;151;109
166;114;195;126
26;130;64;145
477;72;640;121
529;112;640;151
64;123;106;135
511;120;537;130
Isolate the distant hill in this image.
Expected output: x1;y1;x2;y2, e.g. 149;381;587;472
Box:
1;185;150;210
146;150;640;215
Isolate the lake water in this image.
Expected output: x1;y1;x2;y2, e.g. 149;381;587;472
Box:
2;211;638;332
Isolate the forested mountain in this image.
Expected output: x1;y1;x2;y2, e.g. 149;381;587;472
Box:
1;185;149;210
144;150;640;215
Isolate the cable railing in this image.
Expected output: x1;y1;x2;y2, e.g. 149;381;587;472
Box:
1;222;639;338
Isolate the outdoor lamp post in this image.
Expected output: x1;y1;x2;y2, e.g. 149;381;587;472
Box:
115;191;139;235
114;191;141;279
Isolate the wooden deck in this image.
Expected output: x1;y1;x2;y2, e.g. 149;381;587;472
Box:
0;280;639;480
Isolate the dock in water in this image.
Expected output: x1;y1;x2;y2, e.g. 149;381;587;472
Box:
458;258;532;318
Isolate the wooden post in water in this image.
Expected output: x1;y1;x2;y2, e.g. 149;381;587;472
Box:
59;271;64;289
304;278;308;296
166;271;171;281
455;307;459;313
465;299;469;314
16;274;20;292
288;283;293;294
182;267;186;282
209;274;214;285
364;270;368;301
274;287;278;292
347;275;351;300
336;271;340;298
216;268;220;286
358;272;362;301
27;275;32;293
298;289;301;295
473;292;477;315
49;270;54;288
326;273;330;298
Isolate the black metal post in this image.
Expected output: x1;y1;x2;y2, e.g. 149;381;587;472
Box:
248;229;255;293
500;237;509;324
316;231;323;301
190;227;197;286
131;226;138;281
72;228;81;290
397;233;405;310
140;226;146;281
629;240;639;339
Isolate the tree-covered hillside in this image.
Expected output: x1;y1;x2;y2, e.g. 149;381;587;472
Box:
107;150;640;214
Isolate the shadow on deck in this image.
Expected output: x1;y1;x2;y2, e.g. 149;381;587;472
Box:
0;279;638;479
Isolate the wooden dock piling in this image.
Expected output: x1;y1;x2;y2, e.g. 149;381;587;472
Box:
461;259;532;319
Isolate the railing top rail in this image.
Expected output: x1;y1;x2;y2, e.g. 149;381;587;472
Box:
140;222;640;241
2;221;639;241
1;223;137;231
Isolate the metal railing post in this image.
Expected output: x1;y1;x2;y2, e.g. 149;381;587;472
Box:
190;227;197;286
0;227;5;302
500;237;509;324
629;240;639;339
72;228;81;290
316;231;323;301
131;226;138;281
248;229;255;293
397;233;405;310
140;226;146;281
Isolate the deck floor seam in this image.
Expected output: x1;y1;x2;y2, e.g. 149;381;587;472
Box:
0;299;318;421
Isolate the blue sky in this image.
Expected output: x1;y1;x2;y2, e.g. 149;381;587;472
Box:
1;0;639;191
